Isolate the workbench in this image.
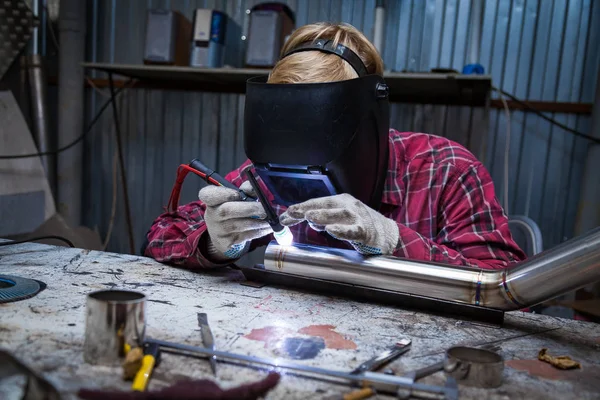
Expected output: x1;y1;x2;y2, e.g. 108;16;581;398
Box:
1;243;599;399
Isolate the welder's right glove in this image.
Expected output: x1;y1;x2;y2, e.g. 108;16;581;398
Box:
279;193;399;256
198;181;273;260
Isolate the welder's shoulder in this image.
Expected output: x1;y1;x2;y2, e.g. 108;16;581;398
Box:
389;130;482;172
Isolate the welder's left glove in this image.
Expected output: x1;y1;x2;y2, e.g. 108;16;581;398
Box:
279;194;399;255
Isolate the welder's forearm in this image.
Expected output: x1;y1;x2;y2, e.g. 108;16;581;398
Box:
144;220;230;269
392;224;516;270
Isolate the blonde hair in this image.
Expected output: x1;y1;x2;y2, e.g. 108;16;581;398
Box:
268;22;384;84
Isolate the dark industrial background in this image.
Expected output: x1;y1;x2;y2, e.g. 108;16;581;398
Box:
75;0;600;257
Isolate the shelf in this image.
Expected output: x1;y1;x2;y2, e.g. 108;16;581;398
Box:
82;62;493;106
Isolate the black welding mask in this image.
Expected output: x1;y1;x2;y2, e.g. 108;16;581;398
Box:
244;39;390;210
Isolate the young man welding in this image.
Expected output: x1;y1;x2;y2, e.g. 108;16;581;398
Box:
144;22;526;269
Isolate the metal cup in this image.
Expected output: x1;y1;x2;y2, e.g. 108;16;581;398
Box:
443;346;504;388
83;290;146;365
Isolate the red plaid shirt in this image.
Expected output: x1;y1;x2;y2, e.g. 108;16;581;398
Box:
145;130;526;269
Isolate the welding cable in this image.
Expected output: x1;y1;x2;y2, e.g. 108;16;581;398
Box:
0;235;75;248
167;164;223;212
491;87;600;145
0;81;134;159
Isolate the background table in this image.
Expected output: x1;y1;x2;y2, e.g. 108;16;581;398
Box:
1;243;599;399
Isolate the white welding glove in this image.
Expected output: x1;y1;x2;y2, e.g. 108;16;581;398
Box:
199;181;273;260
279;193;399;256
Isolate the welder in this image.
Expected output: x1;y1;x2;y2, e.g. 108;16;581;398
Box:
144;22;526;269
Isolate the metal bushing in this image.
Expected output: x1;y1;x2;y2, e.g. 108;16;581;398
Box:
444;346;504;388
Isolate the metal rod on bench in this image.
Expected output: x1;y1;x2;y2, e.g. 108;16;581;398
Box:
146;338;454;398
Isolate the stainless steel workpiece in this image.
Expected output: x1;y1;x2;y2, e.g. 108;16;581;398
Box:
443;346;504;388
83;290;146;365
147;338;455;398
263;226;600;310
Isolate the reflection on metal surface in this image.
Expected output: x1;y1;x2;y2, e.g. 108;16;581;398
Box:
83;290;146;366
264;227;600;310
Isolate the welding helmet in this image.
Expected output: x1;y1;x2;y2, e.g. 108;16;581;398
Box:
244;39;390;210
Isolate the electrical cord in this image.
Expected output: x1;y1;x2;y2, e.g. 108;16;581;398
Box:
492;87;600;144
0;236;75;248
107;74;135;254
0;81;134;159
86;76;112;98
84;74;127;251
102;142;119;251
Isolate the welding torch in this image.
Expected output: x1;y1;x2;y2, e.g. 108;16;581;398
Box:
188;159;293;246
189;159;252;200
243;168;293;246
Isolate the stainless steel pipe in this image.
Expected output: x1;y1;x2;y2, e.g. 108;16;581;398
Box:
263;227;600;310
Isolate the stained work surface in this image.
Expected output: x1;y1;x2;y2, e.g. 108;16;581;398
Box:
1;243;599;399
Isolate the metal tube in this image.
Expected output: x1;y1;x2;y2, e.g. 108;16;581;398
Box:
32;0;40;55
41;0;47;56
263;227;600;310
83;290;147;366
146;338;453;398
373;0;385;55
468;0;484;64
25;54;56;195
506;226;600;306
57;0;86;226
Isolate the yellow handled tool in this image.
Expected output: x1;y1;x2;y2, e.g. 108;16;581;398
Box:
132;343;161;392
343;387;375;400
